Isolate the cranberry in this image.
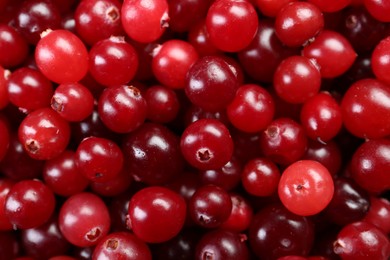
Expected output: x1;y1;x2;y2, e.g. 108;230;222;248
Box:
364;0;390;22
0;24;29;68
372;36;390;86
127;186;186;243
363;197;390;234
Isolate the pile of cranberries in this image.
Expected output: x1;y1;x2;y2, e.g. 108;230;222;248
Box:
0;0;390;259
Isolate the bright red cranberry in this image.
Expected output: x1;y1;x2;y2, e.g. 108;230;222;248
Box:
0;24;29;68
75;0;124;45
227;84;275;133
144;85;180;123
341;79;390;139
350;138;390;193
121;0;169;43
206;0;258;52
21;215;70;259
300;92;343;142
302;30;357;78
302;140;342;176
185;56;239;112
307;0;351;12
254;0;297;17
181;119;234;170
189;184;232;228
0;178;14;230
152;40;199;89
363;197;390;234
372;36;390;86
122;122;184;185
249;203;315;259
92;232;152;260
364;0;390;22
219;193;253;232
324;177;370;226
275;2;324;47
0;66;8;109
274;55;321;104
259;118;308;166
238;19;299;83
89;36;139;87
7;67;53;111
168;0;212;32
98;85;147;133
18;108;71;160
59;192;110;247
5;180;56;229
334;221;390;260
279;160;334;216
195;230;249;259
241;157;281;197
14;0;61;44
198;157;241;191
128;186;186;243
51;82;94;122
75;136;123;183
43;150;90;197
35;29;89;84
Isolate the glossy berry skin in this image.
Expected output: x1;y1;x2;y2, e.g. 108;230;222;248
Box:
89;37;139;87
98;85;147;133
13;0;61;44
5;180;56;229
324;177;370;226
181;119;234;170
188;19;221;57
59;192;110;247
227;84;275;133
300;92;342;142
341;79;390;139
0;178;14;230
7;67;53;111
122;123;184;185
254;0;297;17
189;184;232;228
144;85;180;123
350;139;390;193
90;168;132;197
249;204;315;260
35;30;89;84
21;216;70;259
238;19;299;83
152;40;199;89
274;56;321;104
195;230;249;260
128;186;186;243
18;108;71;160
333;221;390;260
75;136;124;183
241;157;281;197
43;150;90;197
278;160;334;216
275;2;324;47
0;24;29;68
51;82;94;122
121;0;169;43
364;0;390;22
302;30;356;78
308;0;351;12
363;197;390;234
206;0;258;52
185;56;239;112
259;118;308;166
75;0;124;46
372;36;390;85
92;232;152;260
220;193;253;232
